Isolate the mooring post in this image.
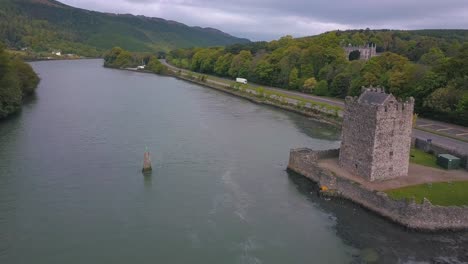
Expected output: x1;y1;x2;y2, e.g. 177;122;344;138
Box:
142;147;152;173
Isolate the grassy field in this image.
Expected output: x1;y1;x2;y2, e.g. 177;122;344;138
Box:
409;148;440;168
386;181;468;206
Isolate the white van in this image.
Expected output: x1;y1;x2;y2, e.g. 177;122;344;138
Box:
236;78;247;84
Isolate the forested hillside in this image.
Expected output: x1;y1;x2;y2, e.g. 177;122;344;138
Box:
0;43;40;119
167;30;468;125
0;0;249;57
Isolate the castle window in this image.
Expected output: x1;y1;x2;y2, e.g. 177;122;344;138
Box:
355;164;358;169
389;151;393;157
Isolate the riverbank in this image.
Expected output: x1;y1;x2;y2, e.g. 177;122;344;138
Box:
0;46;40;120
288;148;468;231
171;72;342;127
116;65;343;127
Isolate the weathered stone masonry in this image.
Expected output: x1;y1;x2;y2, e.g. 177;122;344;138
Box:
339;88;414;181
343;44;377;60
288;148;468;231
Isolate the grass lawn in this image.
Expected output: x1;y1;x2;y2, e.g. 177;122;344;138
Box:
386;181;468;206
409;148;440;168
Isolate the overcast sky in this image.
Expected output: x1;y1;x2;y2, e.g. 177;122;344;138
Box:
60;0;468;41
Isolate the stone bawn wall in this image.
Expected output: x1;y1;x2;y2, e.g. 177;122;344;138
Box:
288;148;468;231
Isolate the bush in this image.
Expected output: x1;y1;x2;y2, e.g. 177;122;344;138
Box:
314;80;329;96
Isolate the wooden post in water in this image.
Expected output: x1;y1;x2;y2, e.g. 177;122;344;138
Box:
142;147;152;173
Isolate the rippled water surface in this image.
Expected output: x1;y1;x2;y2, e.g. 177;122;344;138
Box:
0;59;467;264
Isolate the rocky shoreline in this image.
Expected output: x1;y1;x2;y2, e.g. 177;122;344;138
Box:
169;72;342;127
288;148;468;231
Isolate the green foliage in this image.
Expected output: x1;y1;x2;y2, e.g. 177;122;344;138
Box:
348;50;360;61
168;29;468;125
419;48;446;67
386;181;468;206
214;53;233;76
288;67;300;90
197;74;207;82
256;87;265;97
146;57;167;74
302;77;317;93
103;47;137;68
314;80;329;96
228;50;252;78
0;0;249;56
0;43;39;119
330;73;350;98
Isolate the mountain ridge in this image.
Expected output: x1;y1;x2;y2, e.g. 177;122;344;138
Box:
0;0;250;56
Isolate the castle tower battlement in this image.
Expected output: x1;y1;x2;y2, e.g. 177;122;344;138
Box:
339;87;414;181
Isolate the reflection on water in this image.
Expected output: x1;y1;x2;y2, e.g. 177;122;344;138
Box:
290;116;341;141
288;171;468;263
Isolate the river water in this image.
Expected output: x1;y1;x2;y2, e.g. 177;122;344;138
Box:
0;59;467;264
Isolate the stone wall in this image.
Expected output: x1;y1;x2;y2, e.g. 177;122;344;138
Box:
339;97;378;180
288;148;468;231
373;99;414;180
340;93;414;181
413;138;468;170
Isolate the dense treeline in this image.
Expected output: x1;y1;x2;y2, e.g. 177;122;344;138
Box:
103;47;167;74
167;30;468;125
0;43;40;119
0;0;248;57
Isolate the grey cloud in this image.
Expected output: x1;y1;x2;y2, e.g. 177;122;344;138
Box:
61;0;468;40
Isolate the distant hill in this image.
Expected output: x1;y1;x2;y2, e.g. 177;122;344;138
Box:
0;0;250;56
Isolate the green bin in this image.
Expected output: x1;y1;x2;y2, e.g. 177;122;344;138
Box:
437;154;460;170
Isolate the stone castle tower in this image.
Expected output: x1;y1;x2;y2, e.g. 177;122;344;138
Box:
339;87;414;181
344;44;377;61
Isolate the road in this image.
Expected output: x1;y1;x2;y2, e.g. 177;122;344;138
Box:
161;59;468;152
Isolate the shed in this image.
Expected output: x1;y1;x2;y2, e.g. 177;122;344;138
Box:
437;154;461;170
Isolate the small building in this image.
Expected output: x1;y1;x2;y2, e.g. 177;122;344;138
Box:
339;87;415;181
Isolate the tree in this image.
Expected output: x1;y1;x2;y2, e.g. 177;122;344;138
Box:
11;57;39;95
348;50;360;61
114;50;133;68
330;73;350;98
423;87;459;113
0;43;39;119
419;48;446;67
314;80;329;96
253;59;274;84
104;47;124;66
146;57;166;74
0;45;21;118
214;53;233;76
288;67;300;90
302;77;317;93
229;50;252;78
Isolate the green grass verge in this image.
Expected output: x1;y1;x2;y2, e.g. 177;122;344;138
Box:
173;65;343;115
385;181;468;206
410;148;440;168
